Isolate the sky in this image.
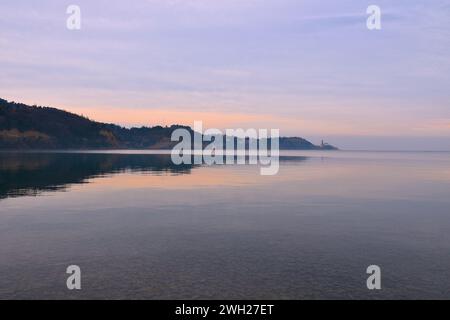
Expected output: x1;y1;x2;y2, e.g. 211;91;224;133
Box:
0;0;449;150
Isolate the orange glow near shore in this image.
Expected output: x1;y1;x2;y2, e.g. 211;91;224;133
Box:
67;106;354;135
2;93;450;138
67;106;450;137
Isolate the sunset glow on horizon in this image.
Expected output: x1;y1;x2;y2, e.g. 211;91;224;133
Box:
1;0;449;150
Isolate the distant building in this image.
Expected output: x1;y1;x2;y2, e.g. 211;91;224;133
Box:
321;140;331;148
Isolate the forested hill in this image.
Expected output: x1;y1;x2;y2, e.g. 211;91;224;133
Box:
0;98;191;149
0;98;337;150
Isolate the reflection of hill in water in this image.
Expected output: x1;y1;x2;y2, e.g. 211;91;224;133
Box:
0;152;195;199
0;152;308;200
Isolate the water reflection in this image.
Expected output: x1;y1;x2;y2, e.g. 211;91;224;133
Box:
0;152;308;199
1;151;450;299
0;153;195;199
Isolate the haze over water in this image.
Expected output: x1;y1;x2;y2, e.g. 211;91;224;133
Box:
1;150;449;299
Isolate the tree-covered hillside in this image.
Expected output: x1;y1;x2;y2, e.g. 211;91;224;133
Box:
0;98;337;150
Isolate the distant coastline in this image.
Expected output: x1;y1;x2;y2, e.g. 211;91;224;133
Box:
0;98;338;151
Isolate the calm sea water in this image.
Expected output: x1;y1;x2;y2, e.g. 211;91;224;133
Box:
0;151;449;299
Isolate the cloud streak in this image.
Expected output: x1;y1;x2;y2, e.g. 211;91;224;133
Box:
0;0;449;149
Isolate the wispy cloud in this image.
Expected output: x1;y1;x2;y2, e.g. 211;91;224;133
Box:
0;0;449;148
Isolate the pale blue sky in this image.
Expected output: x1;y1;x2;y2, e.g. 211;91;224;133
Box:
0;0;449;150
